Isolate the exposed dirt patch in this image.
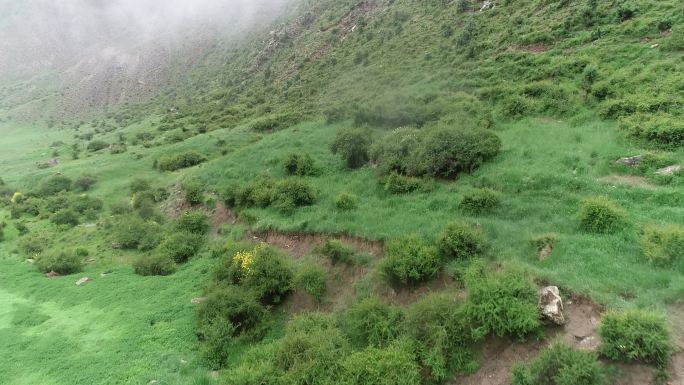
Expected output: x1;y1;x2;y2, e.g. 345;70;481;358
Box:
247;230;383;260
161;183;190;219
598;175;658;190
377;271;458;307
210;203;237;235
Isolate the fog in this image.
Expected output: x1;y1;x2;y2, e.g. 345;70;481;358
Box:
0;0;294;79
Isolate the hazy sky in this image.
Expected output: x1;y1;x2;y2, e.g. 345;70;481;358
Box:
0;0;293;78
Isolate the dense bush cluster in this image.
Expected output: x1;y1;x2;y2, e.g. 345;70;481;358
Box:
380;236;441;285
35;250;83;275
294;264;327;303
578;197;625;233
640;224;684;266
465;264;541;339
223;175;317;212
335;192;359;211
460;188;502;214
283;152;316;176
600;310;672;367
512;344;607;385
330;127;372;169
437;221;487;261
371;126;501;179
155;151;206;171
619;114;684;148
318;239;356;265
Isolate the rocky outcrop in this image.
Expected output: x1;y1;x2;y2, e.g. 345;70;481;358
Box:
539;286;565;325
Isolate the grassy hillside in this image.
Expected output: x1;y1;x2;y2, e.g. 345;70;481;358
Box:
2;0;684;384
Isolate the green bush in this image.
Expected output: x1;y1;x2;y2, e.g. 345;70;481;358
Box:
272;178;317;211
600;310;672;367
156;151;206;171
335;192;359;211
578;197;625;233
512;344;607;385
129;177;151;194
87;140;109;152
380;236;441;285
73;174;97;191
437;221;487;261
319;239;356;265
283;152;315;176
295;264;327;303
133;254;176;276
276;313;350;384
384;172;421;194
112;216;163;250
619;113;684;148
370;128;421;175
344;297;402;348
666;27;684;51
182;178;204;205
460;188;502;214
50;208;80;227
412;127;501;179
341;341;420;385
158;232;203;263
404;294;476;382
35;174;73;196
640;224;684;266
228;246;294;304
465;265;541;340
330;127;372;169
197;285;268;368
17;233;51;256
175;211;210;235
35;250;83;275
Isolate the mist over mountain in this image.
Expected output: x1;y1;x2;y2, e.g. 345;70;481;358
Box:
0;0;294;80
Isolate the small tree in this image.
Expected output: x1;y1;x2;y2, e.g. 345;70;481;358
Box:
330;127;372;169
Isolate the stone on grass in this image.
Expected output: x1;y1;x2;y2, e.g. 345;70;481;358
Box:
616;155;642;167
655;165;681;175
76;277;92;286
539;286;565;325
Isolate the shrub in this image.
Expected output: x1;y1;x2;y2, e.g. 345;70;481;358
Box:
197;285;268;368
370;128;421;175
335;192;359;211
129;177;151;194
73;174;97;191
666;27;684;51
175;211;210;235
615;2;637;22
578;197;625;233
158;232;203;263
230;246;294;304
412;127;501;179
14;221;28;235
330;127;372;169
18;233;50;255
460;188;502;214
436;221;487;261
283;152;315;176
341;341;420;385
87;140;109;152
133;253;176;276
512;343;607;385
619;113;684;148
50;208;79;227
600;310;672;367
380;236;441;286
156;151;206;171
320;239;355;265
295;264;327;303
182;178;204;205
640;224;684;266
384;172;421;194
404;294;476;381
112;216;163;250
71;195;104;214
465;265;541;340
272;178;317;211
35;174;73;196
35;250;83;275
344;297;402;347
276;313;350;384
